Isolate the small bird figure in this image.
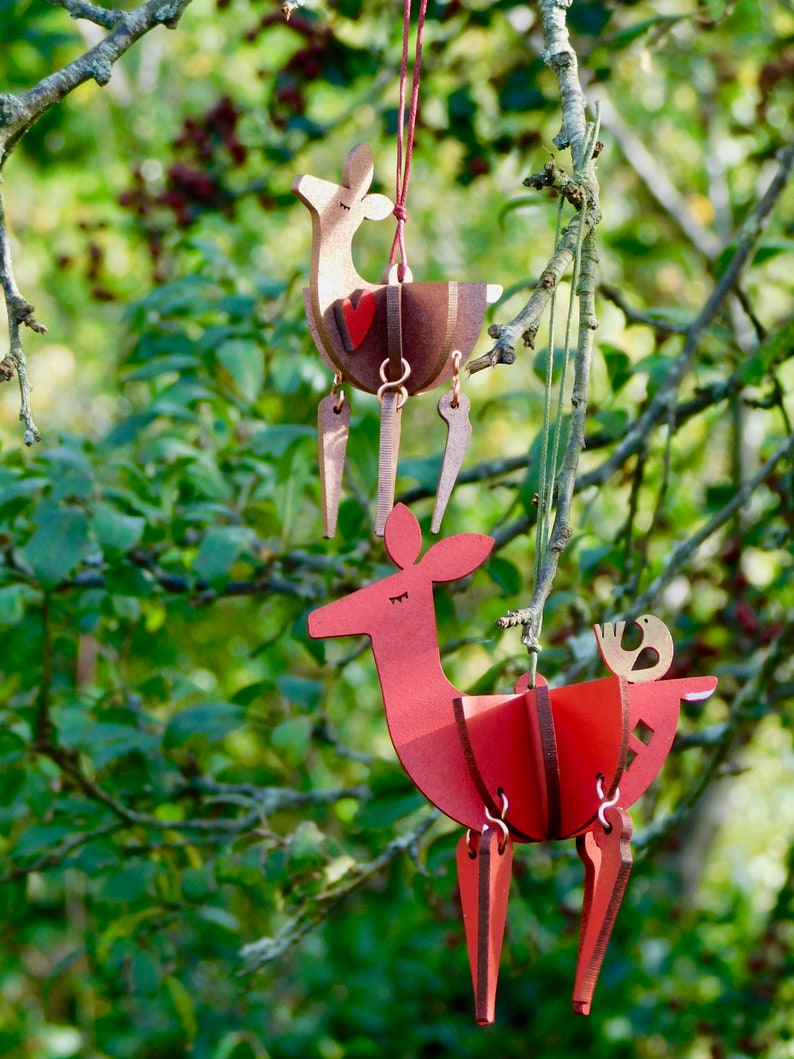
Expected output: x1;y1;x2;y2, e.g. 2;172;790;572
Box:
594;614;675;683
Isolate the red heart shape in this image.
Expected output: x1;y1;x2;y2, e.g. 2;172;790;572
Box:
334;289;377;352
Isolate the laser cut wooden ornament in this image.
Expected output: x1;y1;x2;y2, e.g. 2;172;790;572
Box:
293;144;502;537
308;504;718;1023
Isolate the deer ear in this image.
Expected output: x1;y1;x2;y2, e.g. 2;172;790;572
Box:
384;503;422;569
420;534;494;583
362;193;394;221
342;143;375;194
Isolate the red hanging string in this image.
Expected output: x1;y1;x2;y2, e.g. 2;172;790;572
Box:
389;0;429;278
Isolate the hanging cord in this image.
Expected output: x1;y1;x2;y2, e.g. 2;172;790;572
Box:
528;117;601;687
389;0;429;277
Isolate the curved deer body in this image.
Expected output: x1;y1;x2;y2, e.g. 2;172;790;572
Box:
309;504;718;1021
293;143;501;396
293;145;503;536
308;504;717;833
308;516;498;830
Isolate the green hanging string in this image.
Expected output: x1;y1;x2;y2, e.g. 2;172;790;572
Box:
528;116;599;687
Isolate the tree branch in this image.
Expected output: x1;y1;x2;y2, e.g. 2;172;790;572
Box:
469;0;600;373
589;140;794;491
630;429;794;614
633;632;789;851
0;191;45;444
0;0;194;167
496;227;599;644
0;0;195;442
45;0;126;30
35;734;367;835
239;811;438;972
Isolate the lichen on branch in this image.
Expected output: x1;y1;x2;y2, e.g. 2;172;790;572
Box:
0;0;195;443
474;0;602;666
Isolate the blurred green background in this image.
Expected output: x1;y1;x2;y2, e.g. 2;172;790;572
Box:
0;0;792;1055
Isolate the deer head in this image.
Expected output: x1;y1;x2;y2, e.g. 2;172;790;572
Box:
308;504;494;643
293;144;394;298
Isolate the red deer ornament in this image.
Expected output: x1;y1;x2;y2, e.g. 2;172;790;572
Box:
308;504;718;1023
293;144;502;537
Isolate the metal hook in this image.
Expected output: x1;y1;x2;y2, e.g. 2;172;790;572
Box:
596;774;620;832
377;357;411;410
450;349;462;409
330;370;346;413
483;806;509;853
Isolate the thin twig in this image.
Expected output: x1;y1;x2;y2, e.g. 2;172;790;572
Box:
633;633;788;851
0;0;195;441
45;0;125;29
239;811;438;971
631;429;794;614
0;0;194;167
0;191;45;444
469;0;601;374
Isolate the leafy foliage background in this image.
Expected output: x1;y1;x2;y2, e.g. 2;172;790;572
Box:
0;0;793;1056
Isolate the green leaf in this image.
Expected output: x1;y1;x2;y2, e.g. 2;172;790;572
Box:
216;338;265;399
71;721;159;770
212;1031;271;1059
739;319;794;386
486;555;522;596
130;949;161;996
398;456;443;491
98;861;162;903
0;584;37;626
276;675;322;712
122;353;202;381
164;701;246;750
632;354;674;390
165;974;197;1044
578;544;619;575
181;865;215;902
96;909;162;962
592;408;629;440
355;790;424;829
0;475;48;510
193;526;251;584
271;715;312;765
286;821;326;872
22;503;90;587
608;16;678;49
602;345;632;393
13;825;73;860
250;425;314;459
91;501;146;555
0;731;26;765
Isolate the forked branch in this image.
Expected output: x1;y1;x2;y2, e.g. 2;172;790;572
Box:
482;0;601;661
0;0;195;442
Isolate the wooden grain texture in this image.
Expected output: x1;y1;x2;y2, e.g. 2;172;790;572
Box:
431;390;472;533
375;390;402;537
317;394;350;539
293;144;500;395
594;614;674;682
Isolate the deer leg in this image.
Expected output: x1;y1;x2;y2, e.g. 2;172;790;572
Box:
375;389;403;536
318;390;351;538
432;388;472;534
457;827;513;1025
573;805;633;1015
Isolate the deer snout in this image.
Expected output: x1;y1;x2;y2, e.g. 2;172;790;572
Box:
308;596;369;641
